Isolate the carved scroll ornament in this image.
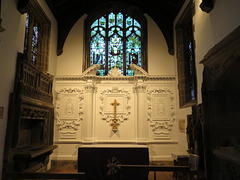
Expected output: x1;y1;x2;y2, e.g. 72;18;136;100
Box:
147;88;175;138
55;88;84;136
99;87;131;128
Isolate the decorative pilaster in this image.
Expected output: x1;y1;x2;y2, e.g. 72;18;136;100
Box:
134;81;148;143
83;82;97;143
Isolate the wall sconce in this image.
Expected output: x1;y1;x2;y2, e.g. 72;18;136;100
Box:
200;0;214;13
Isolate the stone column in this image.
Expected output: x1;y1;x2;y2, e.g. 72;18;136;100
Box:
134;81;148;143
82;81;96;143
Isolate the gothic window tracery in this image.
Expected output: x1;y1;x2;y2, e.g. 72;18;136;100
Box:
84;6;147;76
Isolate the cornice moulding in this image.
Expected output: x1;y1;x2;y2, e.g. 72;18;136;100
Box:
53;140;178;144
55;75;176;82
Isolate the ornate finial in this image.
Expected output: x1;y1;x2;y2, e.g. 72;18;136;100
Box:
108;66;123;77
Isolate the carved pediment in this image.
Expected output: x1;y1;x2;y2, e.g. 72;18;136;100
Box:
82;64;101;76
130;64;148;76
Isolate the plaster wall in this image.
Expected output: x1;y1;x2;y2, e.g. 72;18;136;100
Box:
0;0;57;177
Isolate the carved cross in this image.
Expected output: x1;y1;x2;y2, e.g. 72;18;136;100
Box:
111;99;120;130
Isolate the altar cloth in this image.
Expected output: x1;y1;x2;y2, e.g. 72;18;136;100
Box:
78;145;149;180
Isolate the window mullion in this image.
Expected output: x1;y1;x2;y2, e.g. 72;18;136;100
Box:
123;14;126;76
105;15;109;75
37;23;42;69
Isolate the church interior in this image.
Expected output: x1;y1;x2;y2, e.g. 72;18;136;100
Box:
0;0;240;179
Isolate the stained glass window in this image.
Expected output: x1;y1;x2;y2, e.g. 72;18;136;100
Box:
24;14;29;51
176;4;197;107
89;12;143;76
22;3;51;73
31;23;39;66
188;41;195;100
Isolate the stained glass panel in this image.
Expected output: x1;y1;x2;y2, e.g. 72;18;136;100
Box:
90;33;106;75
126;29;131;37
134;19;141;28
99;16;106;28
116;13;123;28
91;19;98;28
188;41;195;100
31;23;39;66
126;17;132;28
126;34;141;75
135;30;141;37
108;34;123;72
91;30;97;37
108;13;115;28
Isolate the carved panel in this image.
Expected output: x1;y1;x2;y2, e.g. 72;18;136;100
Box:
147;88;175;139
55;88;84;138
99;87;131;128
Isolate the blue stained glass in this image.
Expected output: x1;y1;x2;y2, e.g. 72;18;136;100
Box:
118;31;123;36
116;27;123;37
134;19;141;28
189;41;192;51
91;30;97;37
108;34;123;72
24;14;30;50
188;41;193;74
136;30;141;36
126;34;141;69
99;27;105;37
134;27;140;34
108;13;115;28
126;17;132;28
99;16;106;28
89;11;142;76
31;23;39;66
91;19;98;28
191;89;195;100
90;33;105;67
117;13;123;28
108;27;115;37
128;34;141;49
100;31;106;37
126;30;131;37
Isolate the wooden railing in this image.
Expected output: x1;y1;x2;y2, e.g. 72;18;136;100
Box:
120;165;191;180
4;164;193;180
4;171;87;180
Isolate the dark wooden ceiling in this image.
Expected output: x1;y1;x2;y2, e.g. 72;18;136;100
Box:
44;0;186;55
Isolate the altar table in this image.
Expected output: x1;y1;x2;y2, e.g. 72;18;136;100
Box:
78;145;149;180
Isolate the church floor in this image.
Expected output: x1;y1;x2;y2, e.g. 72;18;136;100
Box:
149;171;174;180
47;168;174;180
